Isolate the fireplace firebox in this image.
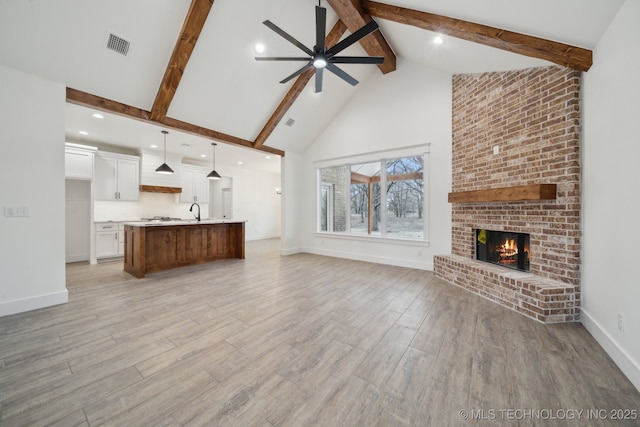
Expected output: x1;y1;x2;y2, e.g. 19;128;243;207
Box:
476;229;530;272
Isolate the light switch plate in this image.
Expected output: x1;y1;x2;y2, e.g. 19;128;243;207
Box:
4;206;29;217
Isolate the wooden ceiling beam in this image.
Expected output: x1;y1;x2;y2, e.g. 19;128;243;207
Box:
67;88;284;157
150;0;214;122
325;0;396;74
253;20;348;148
362;0;592;71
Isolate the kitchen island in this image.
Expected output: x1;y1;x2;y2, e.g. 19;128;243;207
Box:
123;220;245;278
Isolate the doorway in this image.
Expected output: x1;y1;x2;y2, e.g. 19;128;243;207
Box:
65;179;91;262
209;176;233;219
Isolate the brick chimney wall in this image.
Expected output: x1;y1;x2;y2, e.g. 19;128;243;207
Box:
439;65;581;321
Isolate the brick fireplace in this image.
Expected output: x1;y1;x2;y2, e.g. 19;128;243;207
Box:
434;66;581;323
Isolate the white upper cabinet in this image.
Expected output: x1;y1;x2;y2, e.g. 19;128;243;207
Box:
94;152;139;201
65;144;95;179
180;165;209;203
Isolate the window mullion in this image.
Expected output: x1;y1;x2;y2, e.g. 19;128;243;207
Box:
380;159;387;237
345;165;351;233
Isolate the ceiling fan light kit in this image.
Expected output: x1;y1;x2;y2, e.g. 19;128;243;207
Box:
255;1;384;93
156;130;174;174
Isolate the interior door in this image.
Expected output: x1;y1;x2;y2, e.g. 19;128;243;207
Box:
222;188;232;219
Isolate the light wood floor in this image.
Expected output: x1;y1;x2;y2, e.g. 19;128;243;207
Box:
1;239;638;426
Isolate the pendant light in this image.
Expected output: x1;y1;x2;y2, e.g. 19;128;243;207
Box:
207;142;221;180
156;130;174;174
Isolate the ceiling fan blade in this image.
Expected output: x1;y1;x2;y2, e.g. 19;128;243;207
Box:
325;20;379;58
315;6;326;52
263;20;314;56
331;56;385;64
255;57;312;61
279;62;314;84
315;67;323;93
326;63;359;86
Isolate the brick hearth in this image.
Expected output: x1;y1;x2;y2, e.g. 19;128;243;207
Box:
435;65;581;323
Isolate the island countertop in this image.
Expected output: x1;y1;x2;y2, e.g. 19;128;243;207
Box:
123;220;245;278
122;219;246;227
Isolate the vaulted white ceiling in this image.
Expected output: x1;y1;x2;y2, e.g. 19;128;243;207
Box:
0;0;624;173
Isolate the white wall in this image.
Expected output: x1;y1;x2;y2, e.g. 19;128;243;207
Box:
281;152;305;254
582;0;640;390
0;65;68;316
283;59;452;269
220;163;281;241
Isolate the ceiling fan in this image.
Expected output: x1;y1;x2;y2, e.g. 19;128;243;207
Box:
255;1;384;93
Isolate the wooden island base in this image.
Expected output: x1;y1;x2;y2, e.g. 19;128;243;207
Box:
124;221;245;278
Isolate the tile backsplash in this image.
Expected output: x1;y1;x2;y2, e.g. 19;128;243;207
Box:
94;192;208;222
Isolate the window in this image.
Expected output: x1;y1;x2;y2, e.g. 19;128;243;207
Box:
319;165;348;232
317;150;427;241
385;156;424;239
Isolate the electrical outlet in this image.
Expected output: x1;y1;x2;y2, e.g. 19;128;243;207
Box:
493;145;500;155
617;313;624;332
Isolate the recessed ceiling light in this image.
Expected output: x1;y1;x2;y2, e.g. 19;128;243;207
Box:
92;113;104;119
265;155;271;159
254;42;265;54
200;154;206;158
79;130;88;135
238;161;243;165
433;35;444;45
150;144;158;148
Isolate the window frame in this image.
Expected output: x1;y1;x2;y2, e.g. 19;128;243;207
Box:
315;144;431;245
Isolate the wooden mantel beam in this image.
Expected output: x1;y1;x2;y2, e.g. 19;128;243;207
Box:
150;0;214;122
362;0;592;72
67;88;284;157
325;0;396;74
254;20;348;148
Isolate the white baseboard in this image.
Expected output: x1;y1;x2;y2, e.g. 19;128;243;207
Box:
281;247;303;256
581;309;640;392
301;246;433;271
246;234;281;242
0;289;69;317
66;254;89;263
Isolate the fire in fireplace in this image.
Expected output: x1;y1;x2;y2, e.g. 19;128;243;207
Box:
476;229;530;272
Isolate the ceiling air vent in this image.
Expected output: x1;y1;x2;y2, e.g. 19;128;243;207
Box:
105;32;130;56
285;117;296;127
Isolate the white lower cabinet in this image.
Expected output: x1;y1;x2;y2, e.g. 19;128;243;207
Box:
95;223;124;258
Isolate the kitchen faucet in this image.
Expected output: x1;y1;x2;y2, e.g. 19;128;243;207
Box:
189;203;201;222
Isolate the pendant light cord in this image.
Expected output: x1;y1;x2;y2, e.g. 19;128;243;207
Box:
163;132;167;162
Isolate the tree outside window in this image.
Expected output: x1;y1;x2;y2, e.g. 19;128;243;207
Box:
318;153;425;241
